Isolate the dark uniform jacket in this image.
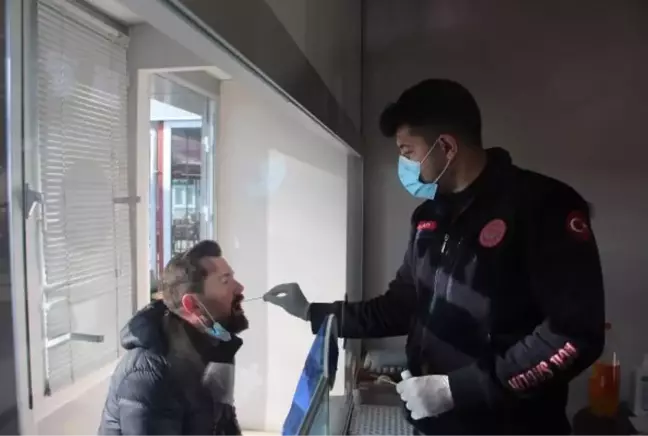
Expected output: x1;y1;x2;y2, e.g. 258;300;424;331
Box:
309;148;605;435
98;301;243;435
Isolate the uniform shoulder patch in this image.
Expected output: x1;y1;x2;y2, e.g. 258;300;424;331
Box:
566;210;591;241
479;219;507;248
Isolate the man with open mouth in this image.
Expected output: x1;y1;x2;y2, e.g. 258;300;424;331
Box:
99;240;249;435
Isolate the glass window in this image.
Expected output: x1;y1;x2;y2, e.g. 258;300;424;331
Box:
172;184;186;207
27;0;131;395
148;75;216;282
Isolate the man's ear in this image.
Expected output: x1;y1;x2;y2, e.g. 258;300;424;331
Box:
439;134;459;160
181;293;198;314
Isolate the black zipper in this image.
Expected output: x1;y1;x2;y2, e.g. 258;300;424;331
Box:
440;233;450;254
418;202;473;374
419;233;451;374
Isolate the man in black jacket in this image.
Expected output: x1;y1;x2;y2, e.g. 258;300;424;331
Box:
99;240;248;435
264;79;606;434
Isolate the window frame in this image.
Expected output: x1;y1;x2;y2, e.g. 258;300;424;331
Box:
7;0;35;431
137;73;218;303
21;0;130;421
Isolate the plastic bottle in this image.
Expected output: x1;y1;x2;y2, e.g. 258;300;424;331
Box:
632;354;648;416
588;322;620;417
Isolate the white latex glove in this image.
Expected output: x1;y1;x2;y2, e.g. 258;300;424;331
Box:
396;370;454;420
263;282;310;320
363;349;408;372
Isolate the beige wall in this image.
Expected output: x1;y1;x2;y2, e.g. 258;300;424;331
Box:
362;0;648;414
265;0;363;130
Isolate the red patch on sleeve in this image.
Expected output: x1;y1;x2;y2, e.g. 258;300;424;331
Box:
479;219;507;248
566;211;591;241
417;221;437;231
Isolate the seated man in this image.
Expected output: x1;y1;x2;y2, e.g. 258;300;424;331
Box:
98;240;248;435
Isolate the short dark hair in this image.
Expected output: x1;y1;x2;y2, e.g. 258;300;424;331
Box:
159;240;223;311
379;79;482;147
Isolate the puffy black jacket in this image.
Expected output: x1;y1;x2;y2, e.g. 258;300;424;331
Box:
98;301;243;435
309;148;605;435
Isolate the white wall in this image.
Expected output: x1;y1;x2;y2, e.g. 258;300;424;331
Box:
37;379;109;434
362;0;648;416
219;80;350;432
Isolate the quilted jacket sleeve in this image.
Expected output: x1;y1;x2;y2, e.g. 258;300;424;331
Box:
115;365;183;435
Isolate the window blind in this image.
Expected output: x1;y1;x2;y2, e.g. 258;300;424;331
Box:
35;0;131;394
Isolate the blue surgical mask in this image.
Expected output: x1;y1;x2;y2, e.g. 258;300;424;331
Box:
196;298;232;342
207;322;232;342
398;138;451;200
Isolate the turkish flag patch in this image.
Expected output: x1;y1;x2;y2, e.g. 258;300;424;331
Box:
479;219;507;248
566;211;591;241
417;221;437;231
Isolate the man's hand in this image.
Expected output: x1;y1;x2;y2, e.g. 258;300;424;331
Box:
263;283;310;320
396;370;454;420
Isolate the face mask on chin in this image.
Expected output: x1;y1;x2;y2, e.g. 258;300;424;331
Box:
398;137;452;200
194;297;232;342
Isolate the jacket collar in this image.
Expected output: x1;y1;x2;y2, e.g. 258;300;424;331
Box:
164;311;243;366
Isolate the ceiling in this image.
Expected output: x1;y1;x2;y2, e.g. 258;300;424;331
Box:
83;0;141;24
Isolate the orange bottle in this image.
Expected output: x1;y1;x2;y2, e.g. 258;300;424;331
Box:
588;322;620;417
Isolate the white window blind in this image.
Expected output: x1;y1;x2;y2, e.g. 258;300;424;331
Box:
35;0;131;394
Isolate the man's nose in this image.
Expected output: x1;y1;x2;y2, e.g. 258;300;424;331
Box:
234;280;244;294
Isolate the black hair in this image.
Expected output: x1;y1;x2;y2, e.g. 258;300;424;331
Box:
379;79;482;147
160;240;223;311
